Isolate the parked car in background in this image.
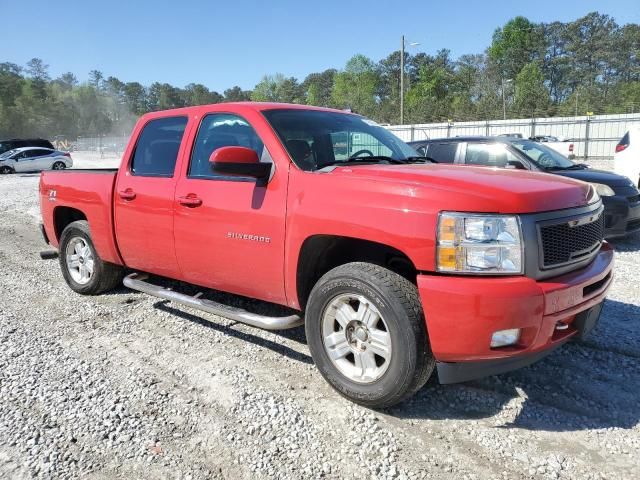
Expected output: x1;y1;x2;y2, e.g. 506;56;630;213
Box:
529;135;575;159
409;136;640;238
615;127;640;188
0;147;72;174
0;138;54;156
497;133;523;138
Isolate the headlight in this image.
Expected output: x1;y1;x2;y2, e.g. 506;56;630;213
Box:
591;183;615;196
437;213;523;274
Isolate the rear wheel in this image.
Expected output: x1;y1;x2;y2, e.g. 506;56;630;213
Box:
59;220;123;295
305;262;435;408
52;161;66;170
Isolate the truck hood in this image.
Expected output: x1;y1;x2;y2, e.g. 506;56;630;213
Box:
326;163;596;213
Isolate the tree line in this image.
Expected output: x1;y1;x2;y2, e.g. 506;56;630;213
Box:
0;11;638;140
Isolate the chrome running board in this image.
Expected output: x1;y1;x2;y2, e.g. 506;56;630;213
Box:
123;273;303;330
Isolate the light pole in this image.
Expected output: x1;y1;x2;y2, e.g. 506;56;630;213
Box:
502;78;513;120
400;36;420;125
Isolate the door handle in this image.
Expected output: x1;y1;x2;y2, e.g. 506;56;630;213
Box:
118;189;136;200
178;195;203;208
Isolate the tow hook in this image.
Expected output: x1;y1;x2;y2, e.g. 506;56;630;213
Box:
40;250;59;260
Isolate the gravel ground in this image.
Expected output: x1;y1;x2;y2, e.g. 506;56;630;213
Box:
0;155;638;479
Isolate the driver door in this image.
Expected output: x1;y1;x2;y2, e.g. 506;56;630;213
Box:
173;112;288;304
12;151;30;172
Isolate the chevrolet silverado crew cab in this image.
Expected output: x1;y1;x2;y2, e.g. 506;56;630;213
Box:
39;103;613;408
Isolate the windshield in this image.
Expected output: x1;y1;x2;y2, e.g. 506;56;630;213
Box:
262;109;418;171
0;149;17;159
511;140;574;169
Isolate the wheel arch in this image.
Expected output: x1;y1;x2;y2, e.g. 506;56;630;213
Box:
296;234;418;310
53;206;87;242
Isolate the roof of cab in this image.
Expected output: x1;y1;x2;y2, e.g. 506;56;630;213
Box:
139;101;350;120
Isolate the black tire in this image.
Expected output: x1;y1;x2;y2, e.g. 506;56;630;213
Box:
0;166;14;174
52;161;66;170
58;220;123;295
305;262;435;408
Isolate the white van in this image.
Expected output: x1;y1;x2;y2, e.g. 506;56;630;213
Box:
615;127;640;187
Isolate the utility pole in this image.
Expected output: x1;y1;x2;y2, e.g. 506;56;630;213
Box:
502;78;506;120
400;35;405;125
502;78;512;120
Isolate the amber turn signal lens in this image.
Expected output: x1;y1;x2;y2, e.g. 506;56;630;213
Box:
438;217;456;242
437;247;457;270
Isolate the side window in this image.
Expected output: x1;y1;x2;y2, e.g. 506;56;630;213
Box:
189;113;266;179
131;116;188;177
31;149;50;157
426;142;457;163
465;143;519;168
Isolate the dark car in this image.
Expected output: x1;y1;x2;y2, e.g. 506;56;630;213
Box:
408;136;640;238
0;138;54;156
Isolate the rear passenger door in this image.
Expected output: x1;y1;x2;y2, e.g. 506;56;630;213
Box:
114;116;190;278
30;149;53;170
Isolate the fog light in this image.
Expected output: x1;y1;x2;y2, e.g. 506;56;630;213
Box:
490;328;521;348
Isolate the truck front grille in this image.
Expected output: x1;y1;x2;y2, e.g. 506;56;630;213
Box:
539;212;604;268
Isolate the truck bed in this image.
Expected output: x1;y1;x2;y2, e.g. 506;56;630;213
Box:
39;169;122;265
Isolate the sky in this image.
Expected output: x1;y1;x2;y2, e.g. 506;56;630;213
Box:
2;0;639;93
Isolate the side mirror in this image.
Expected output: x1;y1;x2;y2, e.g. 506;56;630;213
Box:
209;146;270;186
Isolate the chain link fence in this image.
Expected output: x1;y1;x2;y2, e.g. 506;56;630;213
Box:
386;113;640;159
55;135;128;156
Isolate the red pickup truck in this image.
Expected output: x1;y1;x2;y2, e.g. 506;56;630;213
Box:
39;103;613;407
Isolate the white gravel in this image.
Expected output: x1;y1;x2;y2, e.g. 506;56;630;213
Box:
0;154;638;479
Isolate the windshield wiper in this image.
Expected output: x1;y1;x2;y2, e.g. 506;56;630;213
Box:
404;156;438;163
564;163;588;170
546;163;587;171
324;156;406;167
322;155;437;169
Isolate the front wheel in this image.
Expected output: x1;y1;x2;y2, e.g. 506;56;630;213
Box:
305;262;435;408
59;220;124;295
0;166;13;174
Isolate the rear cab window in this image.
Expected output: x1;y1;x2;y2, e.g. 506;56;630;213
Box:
130;116;188;177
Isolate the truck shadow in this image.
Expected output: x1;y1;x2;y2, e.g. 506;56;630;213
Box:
388;298;640;432
111;273;638;432
153;301;312;365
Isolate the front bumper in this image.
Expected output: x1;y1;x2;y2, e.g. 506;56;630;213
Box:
602;193;640;238
417;244;613;383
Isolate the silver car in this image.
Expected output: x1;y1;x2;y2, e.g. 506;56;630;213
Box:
0;147;73;174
